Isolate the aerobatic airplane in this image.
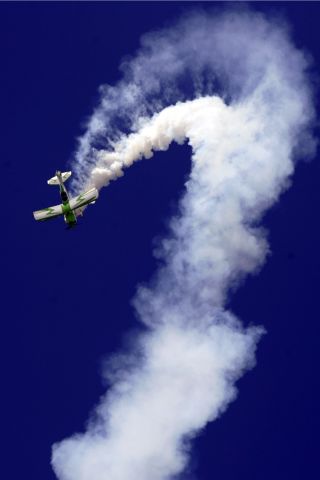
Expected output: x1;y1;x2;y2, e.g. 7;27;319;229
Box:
33;171;98;228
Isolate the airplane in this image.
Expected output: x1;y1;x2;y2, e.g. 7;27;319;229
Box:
33;171;98;228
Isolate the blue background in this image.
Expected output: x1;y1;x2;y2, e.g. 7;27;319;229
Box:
1;2;319;479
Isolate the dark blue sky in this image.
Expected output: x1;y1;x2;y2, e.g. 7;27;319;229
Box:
1;2;319;479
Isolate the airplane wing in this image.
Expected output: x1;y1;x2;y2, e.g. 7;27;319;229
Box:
69;188;99;212
33;204;64;221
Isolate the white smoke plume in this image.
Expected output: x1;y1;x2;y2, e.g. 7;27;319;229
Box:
52;8;315;480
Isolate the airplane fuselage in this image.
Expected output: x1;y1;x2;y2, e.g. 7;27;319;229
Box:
56;171;77;227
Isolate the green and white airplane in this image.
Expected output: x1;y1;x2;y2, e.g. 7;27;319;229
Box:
33;171;98;228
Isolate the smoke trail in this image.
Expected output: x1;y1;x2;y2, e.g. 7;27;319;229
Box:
52;8;315;480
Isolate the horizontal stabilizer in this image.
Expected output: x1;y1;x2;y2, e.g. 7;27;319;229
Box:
48;171;72;185
69;188;99;211
33;204;63;221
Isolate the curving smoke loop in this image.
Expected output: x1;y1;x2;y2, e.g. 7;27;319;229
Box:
52;9;315;480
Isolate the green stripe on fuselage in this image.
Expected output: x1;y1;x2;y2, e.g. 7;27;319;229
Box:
60;182;76;226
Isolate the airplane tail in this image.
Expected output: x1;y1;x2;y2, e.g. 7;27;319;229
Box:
47;171;72;185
